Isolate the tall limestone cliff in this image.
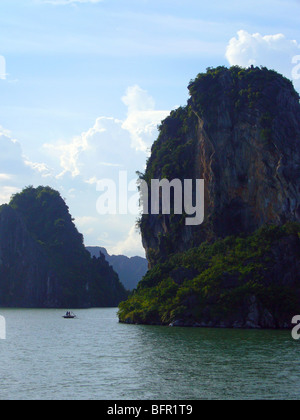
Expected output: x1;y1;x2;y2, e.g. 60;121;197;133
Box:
119;67;300;328
140;66;300;268
0;186;128;308
0;204;60;307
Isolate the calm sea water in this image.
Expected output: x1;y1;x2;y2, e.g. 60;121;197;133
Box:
0;307;299;400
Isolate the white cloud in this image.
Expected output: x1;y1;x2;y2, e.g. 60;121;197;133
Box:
75;216;99;235
40;86;169;257
0;174;13;181
0;86;168;256
122;85;170;153
108;225;145;258
44;133;89;178
0;126;56;205
44;116;129;179
122;85;156;114
0;186;20;205
24;160;53;178
76;216;98;225
0;130;24;204
226;30;300;84
85;177;98;185
46;86;169;178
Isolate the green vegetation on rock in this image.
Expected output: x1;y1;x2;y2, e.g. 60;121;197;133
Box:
0;186;128;308
137;66;300;273
121;66;300;329
119;223;300;329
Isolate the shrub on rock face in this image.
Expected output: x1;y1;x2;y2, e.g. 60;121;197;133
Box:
119;66;300;328
118;223;300;328
139;66;300;268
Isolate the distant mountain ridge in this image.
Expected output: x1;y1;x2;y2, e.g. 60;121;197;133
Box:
86;247;148;291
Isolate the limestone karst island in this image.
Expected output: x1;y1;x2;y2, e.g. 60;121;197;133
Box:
118;66;300;329
2;0;300;402
0;67;299;332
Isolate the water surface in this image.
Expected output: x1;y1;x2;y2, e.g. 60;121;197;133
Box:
0;308;299;400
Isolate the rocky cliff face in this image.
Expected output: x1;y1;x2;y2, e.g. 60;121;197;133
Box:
169;231;300;329
118;67;300;328
119;222;300;329
0;205;61;307
0;186;128;308
140;66;300;267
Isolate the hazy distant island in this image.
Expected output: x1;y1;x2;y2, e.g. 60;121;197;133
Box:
86;247;148;291
118;66;300;329
0;186;128;308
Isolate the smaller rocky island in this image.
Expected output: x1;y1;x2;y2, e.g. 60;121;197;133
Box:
0;186;128;308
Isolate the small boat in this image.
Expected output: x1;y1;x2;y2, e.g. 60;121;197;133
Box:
63;311;77;319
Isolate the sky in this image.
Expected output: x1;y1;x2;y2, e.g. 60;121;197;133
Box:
0;0;299;257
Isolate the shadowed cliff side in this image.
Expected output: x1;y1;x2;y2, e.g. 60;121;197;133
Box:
0;204;60;307
0;186;128;308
